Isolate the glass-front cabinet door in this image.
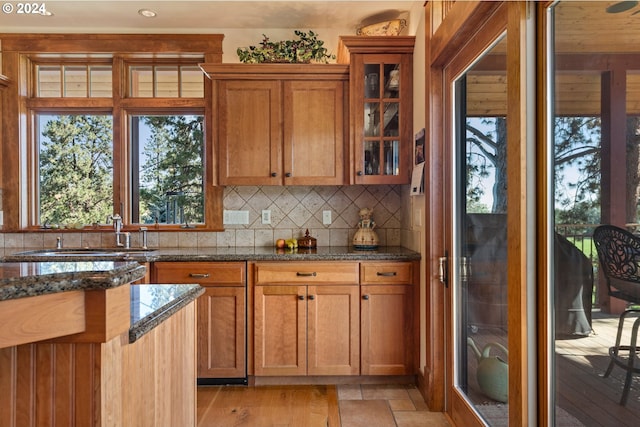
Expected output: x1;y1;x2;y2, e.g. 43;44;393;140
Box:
339;37;414;184
363;59;402;177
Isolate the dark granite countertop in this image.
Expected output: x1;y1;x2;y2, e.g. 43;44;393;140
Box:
129;284;204;343
5;246;420;263
0;261;203;344
0;261;146;301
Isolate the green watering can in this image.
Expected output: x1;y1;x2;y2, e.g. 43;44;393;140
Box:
467;337;509;403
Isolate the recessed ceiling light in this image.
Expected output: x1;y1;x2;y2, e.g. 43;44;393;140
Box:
138;9;157;18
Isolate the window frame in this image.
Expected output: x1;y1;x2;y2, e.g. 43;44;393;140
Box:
0;34;223;232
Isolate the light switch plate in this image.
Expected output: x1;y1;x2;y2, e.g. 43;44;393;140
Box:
322;210;332;225
262;210;271;224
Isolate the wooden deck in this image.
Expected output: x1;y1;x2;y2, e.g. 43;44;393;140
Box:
555;310;640;426
466;310;640;426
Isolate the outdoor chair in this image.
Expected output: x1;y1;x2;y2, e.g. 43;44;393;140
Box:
593;224;640;406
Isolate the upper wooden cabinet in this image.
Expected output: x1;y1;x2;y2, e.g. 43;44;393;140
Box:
338;36;415;185
201;64;349;186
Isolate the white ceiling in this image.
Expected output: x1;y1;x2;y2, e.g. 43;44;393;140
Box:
0;0;419;32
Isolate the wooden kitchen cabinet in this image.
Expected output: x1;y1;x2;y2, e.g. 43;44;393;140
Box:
153;261;246;380
253;262;360;376
201;64;349;186
338;36;415;185
360;261;416;375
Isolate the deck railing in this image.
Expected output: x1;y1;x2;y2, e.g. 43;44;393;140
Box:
554;223;640;308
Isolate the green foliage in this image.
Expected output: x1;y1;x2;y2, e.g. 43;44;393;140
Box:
138;115;204;224
237;30;335;64
38;114;204;227
39;115;113;226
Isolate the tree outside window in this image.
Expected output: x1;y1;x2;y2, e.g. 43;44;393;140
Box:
38;114;113;227
132;115;204;225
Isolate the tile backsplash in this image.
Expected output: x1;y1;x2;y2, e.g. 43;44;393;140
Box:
0;185;420;251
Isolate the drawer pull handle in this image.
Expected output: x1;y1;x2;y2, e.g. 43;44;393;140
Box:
376;272;397;277
296;272;317;277
189;273;210;278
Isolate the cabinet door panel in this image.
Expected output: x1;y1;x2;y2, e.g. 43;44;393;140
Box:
283;80;345;185
361;284;413;375
254;285;307;376
217;80;282;185
307;285;360;375
197;286;245;378
154;262;247;379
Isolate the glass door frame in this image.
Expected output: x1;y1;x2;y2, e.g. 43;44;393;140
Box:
433;2;537;425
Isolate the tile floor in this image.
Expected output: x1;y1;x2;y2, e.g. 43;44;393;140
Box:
337;384;451;427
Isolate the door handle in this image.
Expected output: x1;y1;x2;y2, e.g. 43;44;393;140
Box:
438;252;448;287
460;256;471;282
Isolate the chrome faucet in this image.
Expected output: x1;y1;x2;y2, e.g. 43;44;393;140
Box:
139;227;148;249
107;214;128;248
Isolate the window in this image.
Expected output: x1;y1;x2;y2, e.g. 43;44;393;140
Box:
36;64;113;97
37;114;113;227
130;114;204;225
129;65;203;97
28;56;209;230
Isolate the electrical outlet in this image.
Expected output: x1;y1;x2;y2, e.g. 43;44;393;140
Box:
322;210;332;225
223;210;249;225
262;210;271;225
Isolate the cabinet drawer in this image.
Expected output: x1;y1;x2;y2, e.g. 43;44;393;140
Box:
154;262;245;286
360;262;412;285
255;262;359;284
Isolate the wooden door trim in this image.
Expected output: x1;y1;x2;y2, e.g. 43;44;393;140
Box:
428;1;535;425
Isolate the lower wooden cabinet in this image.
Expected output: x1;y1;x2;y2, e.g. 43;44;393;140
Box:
153;262;246;379
360;262;415;375
253;262;360;376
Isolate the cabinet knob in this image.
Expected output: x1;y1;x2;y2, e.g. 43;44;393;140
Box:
285;172;292;178
357;171;363;176
271;172;277;177
298;295;305;300
362;295;369;300
308;295;315;300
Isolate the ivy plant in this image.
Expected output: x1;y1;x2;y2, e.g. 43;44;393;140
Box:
237;30;335;64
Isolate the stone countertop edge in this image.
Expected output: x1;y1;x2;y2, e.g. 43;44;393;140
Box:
4;246;421;263
0;262;147;301
129;284;204;343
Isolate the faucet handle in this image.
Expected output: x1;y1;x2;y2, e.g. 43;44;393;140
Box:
139;227;148;249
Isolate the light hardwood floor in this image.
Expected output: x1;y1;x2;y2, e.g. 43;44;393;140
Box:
196;383;450;427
